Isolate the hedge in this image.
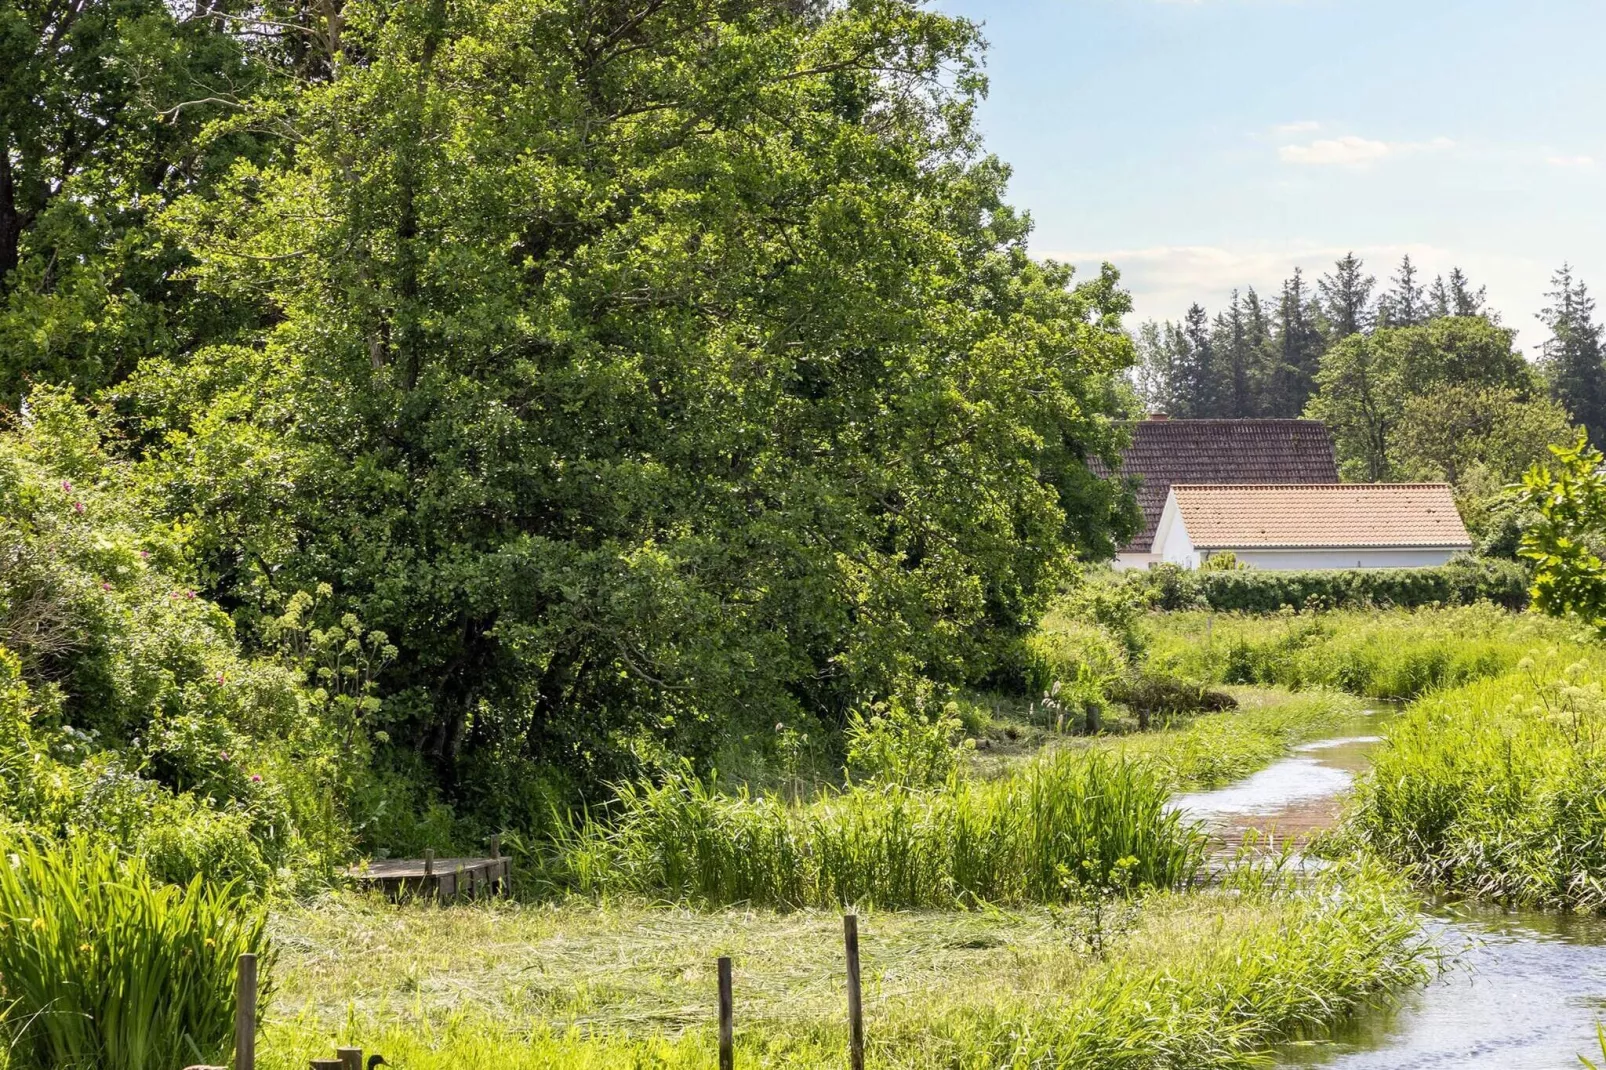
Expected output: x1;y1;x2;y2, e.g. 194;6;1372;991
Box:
1128;557;1530;614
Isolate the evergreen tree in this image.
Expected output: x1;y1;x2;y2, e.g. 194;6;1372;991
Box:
1211;290;1253;418
1449;267;1491;319
1377;254;1427;327
1538;265;1606;445
1242;286;1276;414
1318;252;1376;338
1269;269;1325;417
1179;303;1216;417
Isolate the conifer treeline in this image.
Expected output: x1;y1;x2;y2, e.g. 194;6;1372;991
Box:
1133;254;1605;443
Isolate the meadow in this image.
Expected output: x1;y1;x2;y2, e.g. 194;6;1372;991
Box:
258;867;1428;1070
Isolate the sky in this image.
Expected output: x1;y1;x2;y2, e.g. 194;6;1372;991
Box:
930;0;1606;352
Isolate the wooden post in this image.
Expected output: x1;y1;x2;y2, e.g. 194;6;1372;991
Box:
490;833;501;859
717;956;734;1070
336;1048;363;1070
423;848;435;876
423;848;435;898
844;915;863;1070
235;953;257;1070
310;1060;343;1070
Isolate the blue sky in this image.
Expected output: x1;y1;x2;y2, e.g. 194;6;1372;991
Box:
931;0;1606;351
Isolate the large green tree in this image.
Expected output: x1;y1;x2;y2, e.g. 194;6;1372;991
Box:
1538;264;1606;447
0;0;273;399
1306;316;1533;481
125;0;1138;817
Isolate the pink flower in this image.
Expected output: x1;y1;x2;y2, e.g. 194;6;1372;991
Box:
100;582;112;592
60;481;71;493
184;590;196;600
220;751;230;761
250;774;262;784
72;502;84;514
139;550;149;560
216;673;226;685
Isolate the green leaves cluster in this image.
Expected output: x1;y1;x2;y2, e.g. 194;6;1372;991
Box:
1519;434;1606;636
107;0;1137;821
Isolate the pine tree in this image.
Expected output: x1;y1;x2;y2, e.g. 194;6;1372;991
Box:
1377;254;1427;327
1212;290;1253;417
1243;286;1276;414
1178;303;1216;417
1270;268;1325;417
1448;267;1490;319
1538;264;1606;445
1318;252;1376;338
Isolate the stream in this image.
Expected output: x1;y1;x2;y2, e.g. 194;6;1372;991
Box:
1171;703;1606;1069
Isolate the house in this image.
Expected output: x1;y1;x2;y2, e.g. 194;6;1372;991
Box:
1093;417;1340;570
1152;483;1473;570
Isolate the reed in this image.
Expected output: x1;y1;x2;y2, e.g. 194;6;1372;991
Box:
544;750;1207;908
0;836;270;1070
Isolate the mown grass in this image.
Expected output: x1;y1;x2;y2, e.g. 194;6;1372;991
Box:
539;750;1206;908
261;863;1430;1069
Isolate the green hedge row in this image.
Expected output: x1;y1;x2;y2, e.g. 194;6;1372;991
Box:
1130;557;1530;613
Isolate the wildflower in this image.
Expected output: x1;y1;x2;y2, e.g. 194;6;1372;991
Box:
31;917;45;932
101;582;112;592
250;774;262;783
184;590;196;600
60;481;70;492
204;938;215;948
72;501;84;514
220;751;230;761
216;672;226;685
139;550;149;560
79;943;91;953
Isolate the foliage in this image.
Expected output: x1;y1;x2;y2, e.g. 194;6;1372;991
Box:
0;0;275;399
1144;604;1558;701
1537;264;1606;447
1347;641;1606;909
0;835;270;1070
116;0;1140;829
1306;316;1534;482
1119;556;1529;614
543;750;1206;909
1519;434;1606;636
0;387;355;887
844;685;966;788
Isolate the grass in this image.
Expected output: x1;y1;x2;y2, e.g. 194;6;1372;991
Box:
0;836;269;1070
1143;603;1569;700
1113;687;1370;791
260;863;1431;1069
539;750;1206;908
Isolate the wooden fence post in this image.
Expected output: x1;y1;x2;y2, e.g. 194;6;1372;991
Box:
717;956;734;1070
844;915;863;1070
336;1048;363;1070
235;953;257;1070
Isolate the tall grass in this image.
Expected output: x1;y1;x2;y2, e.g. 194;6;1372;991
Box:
1347;647;1606;909
0;836;270;1070
1145;604;1564;700
545;751;1206;908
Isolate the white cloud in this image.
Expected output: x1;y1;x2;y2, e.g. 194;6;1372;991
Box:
1273;120;1321;136
1278;134;1454;167
1547;154;1596;169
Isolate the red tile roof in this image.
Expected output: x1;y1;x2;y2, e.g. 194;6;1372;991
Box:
1091;420;1339;553
1168;484;1472;549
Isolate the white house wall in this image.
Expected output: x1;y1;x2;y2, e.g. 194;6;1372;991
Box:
1225;548;1460;570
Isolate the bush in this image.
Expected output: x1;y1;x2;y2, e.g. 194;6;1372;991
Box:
0;836;270;1070
845;687;966;788
1122;556;1529;614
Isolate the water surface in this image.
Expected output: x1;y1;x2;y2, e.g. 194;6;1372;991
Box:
1172;702;1606;1069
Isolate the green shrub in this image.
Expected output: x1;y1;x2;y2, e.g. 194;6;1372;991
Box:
845;687;966;788
0;836;270;1070
546;750;1206;909
1123;556;1529;614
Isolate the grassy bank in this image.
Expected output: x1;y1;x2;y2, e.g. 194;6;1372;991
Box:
1143;604;1568;700
261;867;1429;1069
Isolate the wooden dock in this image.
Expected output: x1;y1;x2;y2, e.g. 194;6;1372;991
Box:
347;845;511;901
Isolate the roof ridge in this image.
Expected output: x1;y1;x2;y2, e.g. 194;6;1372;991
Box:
1171;482;1455;491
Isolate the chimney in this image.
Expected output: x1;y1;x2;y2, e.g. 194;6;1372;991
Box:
1146;412;1170;421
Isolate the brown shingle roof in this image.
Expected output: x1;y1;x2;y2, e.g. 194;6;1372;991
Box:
1091;419;1339;553
1168;484;1472;549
